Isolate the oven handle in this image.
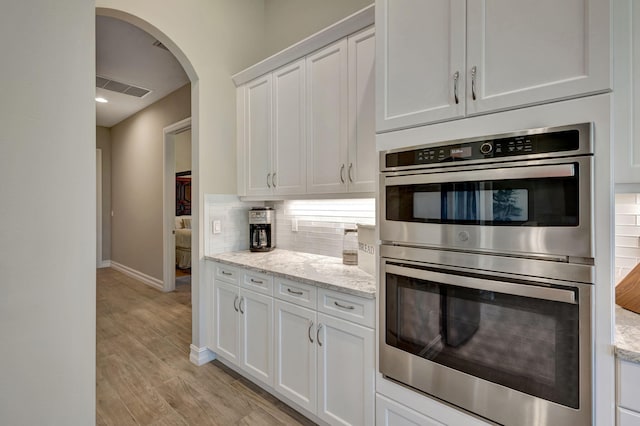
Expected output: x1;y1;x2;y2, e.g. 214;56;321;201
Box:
385;263;576;304
385;163;575;186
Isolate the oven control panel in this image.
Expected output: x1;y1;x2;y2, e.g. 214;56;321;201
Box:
385;128;581;168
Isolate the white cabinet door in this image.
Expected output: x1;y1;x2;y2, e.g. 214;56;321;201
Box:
614;0;640;185
466;0;611;115
317;313;374;426
213;280;240;364
273;59;306;195
347;27;377;193
376;395;445;426
245;74;273;196
239;289;274;387
306;39;349;194
274;299;317;414
375;0;466;132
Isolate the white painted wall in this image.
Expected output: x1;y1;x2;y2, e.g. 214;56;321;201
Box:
0;1;96;424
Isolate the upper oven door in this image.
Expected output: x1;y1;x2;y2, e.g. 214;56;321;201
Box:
380;155;593;260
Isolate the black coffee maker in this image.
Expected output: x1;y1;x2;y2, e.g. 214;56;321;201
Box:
249;207;275;252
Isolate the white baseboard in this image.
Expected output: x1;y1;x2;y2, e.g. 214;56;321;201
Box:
98;260;112;269
189;344;216;366
110;261;163;291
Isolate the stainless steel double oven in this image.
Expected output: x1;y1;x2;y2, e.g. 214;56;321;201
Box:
379;123;594;426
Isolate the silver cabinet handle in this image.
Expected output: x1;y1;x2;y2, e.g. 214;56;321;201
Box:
267;173;271;188
471;66;477;101
308;321;314;343
334;301;355;310
239;296;245;314
233;295;239;312
340;164;345;184
317;323;323;346
348;163;353;183
287;288;303;296
250;278;263;284
272;172;277;188
453;71;460;104
222;270;232;276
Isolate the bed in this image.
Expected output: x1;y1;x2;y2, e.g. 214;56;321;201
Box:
175;216;191;269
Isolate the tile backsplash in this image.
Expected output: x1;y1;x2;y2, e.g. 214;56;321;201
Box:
273;198;376;258
204;194;264;255
615;193;640;284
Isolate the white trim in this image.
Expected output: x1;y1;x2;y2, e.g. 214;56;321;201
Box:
98;260;111;269
231;5;374;86
189;344;216;366
96;148;102;268
163;117;192;293
110;261;163;291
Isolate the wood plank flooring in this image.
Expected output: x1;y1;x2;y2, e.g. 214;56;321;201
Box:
97;267;316;426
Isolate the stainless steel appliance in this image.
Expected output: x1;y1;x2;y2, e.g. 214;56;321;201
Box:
249;207;275;252
379;123;594;426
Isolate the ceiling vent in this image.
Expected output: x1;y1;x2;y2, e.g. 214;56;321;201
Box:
96;75;151;98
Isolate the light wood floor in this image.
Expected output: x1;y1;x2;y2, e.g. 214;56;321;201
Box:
96;267;316;426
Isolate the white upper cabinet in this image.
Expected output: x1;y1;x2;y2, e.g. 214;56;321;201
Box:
614;0;640;187
273;60;307;195
244;75;272;196
306;39;350;194
376;0;611;132
348;27;377;193
376;0;466;132
466;0;610;115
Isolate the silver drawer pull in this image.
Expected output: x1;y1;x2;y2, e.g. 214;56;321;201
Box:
221;270;232;276
250;278;264;284
287;288;303;296
308;321;314;343
317;323;323;346
334;301;355;310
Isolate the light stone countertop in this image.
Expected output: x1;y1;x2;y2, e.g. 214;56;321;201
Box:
616;305;640;363
206;249;376;299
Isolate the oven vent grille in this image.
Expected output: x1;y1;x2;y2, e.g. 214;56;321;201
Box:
96;75;151;98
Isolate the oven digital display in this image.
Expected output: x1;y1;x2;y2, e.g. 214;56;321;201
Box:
450;146;472;158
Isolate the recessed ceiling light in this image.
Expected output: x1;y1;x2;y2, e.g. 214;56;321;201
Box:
95;97;108;103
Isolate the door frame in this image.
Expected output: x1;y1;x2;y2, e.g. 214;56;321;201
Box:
96;148;103;268
163;117;191;292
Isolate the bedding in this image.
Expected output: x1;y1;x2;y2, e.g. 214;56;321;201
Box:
175;216;191;269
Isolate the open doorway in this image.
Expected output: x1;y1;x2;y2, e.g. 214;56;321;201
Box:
163;118;192;292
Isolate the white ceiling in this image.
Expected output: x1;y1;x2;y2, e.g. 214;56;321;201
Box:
95;16;189;128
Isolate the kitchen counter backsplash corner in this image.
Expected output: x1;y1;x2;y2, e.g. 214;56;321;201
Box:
206;248;376;299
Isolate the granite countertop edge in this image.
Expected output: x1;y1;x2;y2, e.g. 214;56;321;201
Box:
615;305;640;364
205;250;376;299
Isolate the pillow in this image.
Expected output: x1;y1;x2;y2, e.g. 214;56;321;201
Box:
174;217;184;229
182;217;192;229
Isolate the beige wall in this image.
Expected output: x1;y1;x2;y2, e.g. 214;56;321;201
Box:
111;84;191;280
175;128;192;174
263;0;373;57
97;126;112;261
0;1;96;424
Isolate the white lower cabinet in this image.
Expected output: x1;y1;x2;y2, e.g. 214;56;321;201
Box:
212;261;374;426
618;359;640;425
317;313;374;426
376;395;444;426
213;274;274;387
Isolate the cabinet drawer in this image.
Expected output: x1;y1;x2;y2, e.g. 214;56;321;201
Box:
620;359;640;412
215;264;239;285
318;288;374;328
242;270;273;296
619;407;640;426
275;279;317;310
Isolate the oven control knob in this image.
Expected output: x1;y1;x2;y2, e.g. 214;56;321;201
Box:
457;231;470;242
480;142;493;155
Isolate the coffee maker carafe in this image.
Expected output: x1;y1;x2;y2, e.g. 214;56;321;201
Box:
249;207;275;252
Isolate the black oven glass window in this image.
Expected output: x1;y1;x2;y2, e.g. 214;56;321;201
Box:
386;174;578;226
385;272;580;408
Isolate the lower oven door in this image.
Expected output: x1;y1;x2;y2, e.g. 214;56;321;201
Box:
380;258;592;426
